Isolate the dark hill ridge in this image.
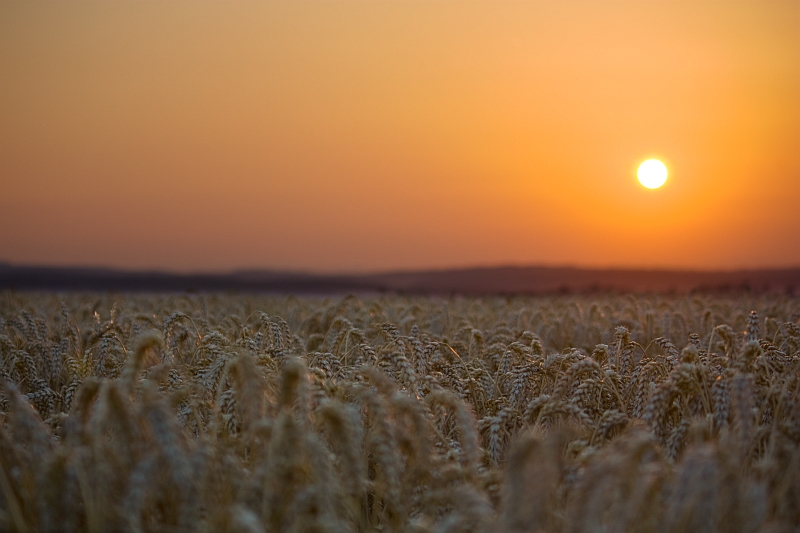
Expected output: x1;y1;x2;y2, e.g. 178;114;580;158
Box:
364;266;800;294
1;262;798;294
0;263;365;293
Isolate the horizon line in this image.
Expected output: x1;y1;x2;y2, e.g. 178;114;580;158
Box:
2;260;800;278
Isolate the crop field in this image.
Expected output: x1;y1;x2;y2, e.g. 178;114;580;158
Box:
1;291;799;533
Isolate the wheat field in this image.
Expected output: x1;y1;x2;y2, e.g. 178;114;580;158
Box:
1;291;799;533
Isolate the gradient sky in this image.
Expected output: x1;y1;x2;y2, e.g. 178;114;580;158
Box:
1;1;799;273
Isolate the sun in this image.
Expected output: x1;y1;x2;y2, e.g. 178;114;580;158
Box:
637;159;668;189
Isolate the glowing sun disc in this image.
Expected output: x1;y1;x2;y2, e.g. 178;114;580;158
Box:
637;159;668;189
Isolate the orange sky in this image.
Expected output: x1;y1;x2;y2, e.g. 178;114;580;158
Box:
1;1;799;273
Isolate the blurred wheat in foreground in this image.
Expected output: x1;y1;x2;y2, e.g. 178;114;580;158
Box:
1;292;799;533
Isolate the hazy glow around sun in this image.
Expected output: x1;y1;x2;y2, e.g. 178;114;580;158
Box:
637;159;668;189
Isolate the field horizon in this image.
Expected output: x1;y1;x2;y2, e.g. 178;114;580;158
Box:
2;261;799;295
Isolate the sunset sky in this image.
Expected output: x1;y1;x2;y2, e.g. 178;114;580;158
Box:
1;1;798;273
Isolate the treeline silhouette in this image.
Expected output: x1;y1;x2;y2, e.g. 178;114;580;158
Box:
1;263;798;294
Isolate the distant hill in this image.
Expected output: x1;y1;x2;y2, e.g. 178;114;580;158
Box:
1;262;798;295
363;266;800;295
